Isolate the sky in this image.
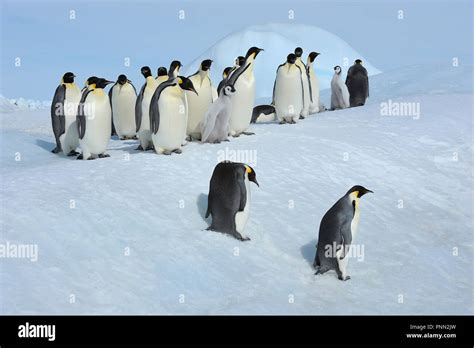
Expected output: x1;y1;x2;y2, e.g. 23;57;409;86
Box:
1;0;472;100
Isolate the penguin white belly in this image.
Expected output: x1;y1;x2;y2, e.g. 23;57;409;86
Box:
235;176;250;234
229;76;255;135
308;70;320;114
138;86;155;147
274;70;303;122
296;61;310;117
336;197;360;279
152;93;187;153
60;86;81;153
211;86;218;102
186;79;212;139
80;91;111;157
112;84;137;138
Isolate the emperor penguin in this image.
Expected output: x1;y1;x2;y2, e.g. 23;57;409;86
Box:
109;74;137;140
50;72;81;156
155;67;168;84
186;59;214;141
226;46;264;137
331;66;350;110
200;84;236;144
76;78;114;160
206;161;259;241
227;56;245;78
314;185;373;280
149;76;197;155
135;66;158;151
294;47;310;118
81;76;98;93
217;67;233;96
168;60;182;80
273;53;304;124
306;52;321;114
345;59;369;107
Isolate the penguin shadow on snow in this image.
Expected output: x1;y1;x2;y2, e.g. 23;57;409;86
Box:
300;239;317;267
197;193;210;223
36;139;56;152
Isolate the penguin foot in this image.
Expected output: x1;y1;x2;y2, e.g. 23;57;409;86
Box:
338;275;351;281
299;115;305;120
241;131;255;136
172;148;182;154
132;135;138;140
162;150;172;155
145;145;154;151
87;156;96;160
222;139;230;142
67;150;80;157
135;145;144;151
51;146;62;154
120;137;127;141
232;133;241;138
76;154;83;160
279;120;286;125
289;120;296;124
98;153;110;158
185;135;192;142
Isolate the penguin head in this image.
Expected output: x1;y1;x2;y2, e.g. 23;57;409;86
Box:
236;56;246;66
294;47;303;58
245;47;264;59
346;185;373;198
95;78;114;89
200;59;213;71
83;76;98;91
334;66;342;75
169;60;182;77
62;72;76;83
141;66;152;78
286;54;297;64
355;59;363;64
117;74;129;85
223;67;232;79
157;67;168;77
223;84;236;96
244;164;259;187
308;52;320;62
177;76;198;95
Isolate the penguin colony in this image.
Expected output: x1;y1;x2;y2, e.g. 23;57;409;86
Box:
50;47;371;280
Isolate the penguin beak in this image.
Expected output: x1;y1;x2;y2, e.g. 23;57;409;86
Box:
250;177;259;187
127;80;132;83
190;87;198;95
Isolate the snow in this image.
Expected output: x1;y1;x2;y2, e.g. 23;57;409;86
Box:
185;23;381;99
0;96;50;112
0;63;472;314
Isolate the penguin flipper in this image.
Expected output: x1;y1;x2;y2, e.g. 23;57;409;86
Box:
149;81;176;135
108;84;117;136
135;84;146;132
51;85;66;148
339;220;353;260
237;170;247;212
76;89;92;140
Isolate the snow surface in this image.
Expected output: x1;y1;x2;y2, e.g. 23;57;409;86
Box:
0;64;472;314
185;23;381;99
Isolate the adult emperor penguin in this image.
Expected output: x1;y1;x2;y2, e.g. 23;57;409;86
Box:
186;59;214;140
135;66;158;150
109;74;137;140
345;59;369;107
294;47;310;118
306;52;321;114
206;161;259;241
217;67;233;96
168;60;182;79
149;76;197;155
200;84;236;143
226;46;263;137
313;186;373;280
76;78;114;160
331;66;350;110
155;67;168;83
50;72;81;155
273;53;304;124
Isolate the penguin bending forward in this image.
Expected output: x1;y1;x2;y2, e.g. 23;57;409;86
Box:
314;185;373;280
206;161;259;241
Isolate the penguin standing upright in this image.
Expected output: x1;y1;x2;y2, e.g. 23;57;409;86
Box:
109;74;137;140
186;59;214;140
226;46;263;137
346;59;369;107
273;53;304;124
331;66;350;110
200;84;236;143
294;47;310;118
155;67;168;84
314;186;373;280
306;52;321;114
50;72;81;155
149;76;197;155
206;161;259;241
135;66;158;151
76;78;114;160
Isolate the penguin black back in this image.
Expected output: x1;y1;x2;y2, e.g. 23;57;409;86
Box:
345;60;369;107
